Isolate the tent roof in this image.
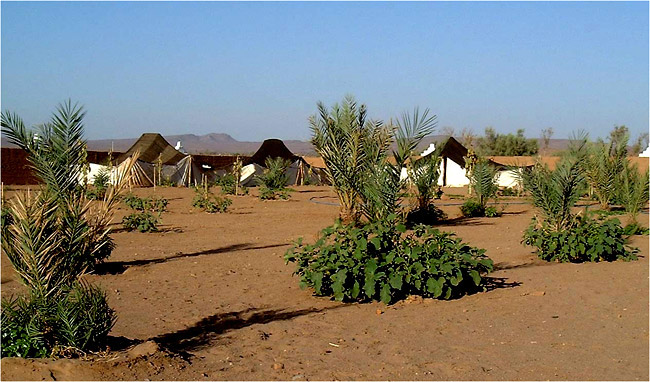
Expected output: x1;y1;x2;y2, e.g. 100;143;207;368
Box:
249;138;301;167
438;137;468;168
116;133;186;165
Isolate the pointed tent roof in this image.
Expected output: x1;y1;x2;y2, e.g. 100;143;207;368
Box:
249;138;301;167
116;133;186;165
437;136;468;168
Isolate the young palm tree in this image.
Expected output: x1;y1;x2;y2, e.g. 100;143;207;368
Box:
469;160;499;210
583;135;627;210
618;162;650;226
520;158;585;232
1;101;136;356
310;96;436;224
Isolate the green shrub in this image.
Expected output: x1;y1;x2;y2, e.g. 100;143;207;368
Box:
123;194;167;213
523;215;637;263
623;222;649;236
484;206;500;217
498;187;518;197
192;186;232;213
122;212;159;232
460;199;485;217
285;217;493;304
216;174;237;195
1;282;115;358
258;185;290;201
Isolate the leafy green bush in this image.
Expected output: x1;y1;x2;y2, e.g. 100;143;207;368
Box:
484;206;500;217
623;222;649;236
192;186;232;213
258;185;290;201
122;211;159;232
523;215;637;263
498;187;518;197
216;173;237;195
285;217;493;304
123;194;168;213
256;157;292;201
86;168;111;200
460;199;485;217
1;282;115;358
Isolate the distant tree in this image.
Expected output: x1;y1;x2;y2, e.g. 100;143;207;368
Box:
441;126;455;137
460;127;476;148
609;125;629;153
631;132;649;155
476;128;538;156
541;128;554;154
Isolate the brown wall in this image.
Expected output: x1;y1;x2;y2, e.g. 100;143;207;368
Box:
1;148;121;185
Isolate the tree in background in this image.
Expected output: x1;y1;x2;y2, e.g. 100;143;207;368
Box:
541;128;554;154
631;132;649;155
476;128;538;156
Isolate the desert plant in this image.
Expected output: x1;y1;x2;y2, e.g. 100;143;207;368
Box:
123;194;167;213
216;173;237;195
523;215;637;262
192;185;232;213
469;160;499;211
86;166;111;200
583;134;627;209
460;199;485;218
1;101;134;357
409;153;443;211
122;211;159;232
285;217;493;304
256;157;291;200
617;162;649;228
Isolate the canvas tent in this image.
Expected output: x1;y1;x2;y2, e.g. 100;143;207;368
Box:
436;137;470;187
240;139;320;186
115;133;203;187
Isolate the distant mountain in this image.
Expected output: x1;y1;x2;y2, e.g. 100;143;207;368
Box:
1;132;577;156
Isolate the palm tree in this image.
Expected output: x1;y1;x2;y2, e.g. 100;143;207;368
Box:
469;160;499;210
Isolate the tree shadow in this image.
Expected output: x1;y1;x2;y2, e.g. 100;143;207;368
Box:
483;276;522;292
437;216;495;227
152;305;347;353
493;261;554;271
95;242;289;275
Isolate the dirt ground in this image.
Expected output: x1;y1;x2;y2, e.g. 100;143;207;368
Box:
1;185;648;381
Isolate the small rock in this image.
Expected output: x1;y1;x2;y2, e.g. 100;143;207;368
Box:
405;295;423;304
463;309;468;313
376;309;383;315
128;341;159;358
617;314;622;318
530;291;545;296
272;363;284;370
291;374;305;380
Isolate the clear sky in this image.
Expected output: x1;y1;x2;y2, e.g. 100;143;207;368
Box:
2;1;648;142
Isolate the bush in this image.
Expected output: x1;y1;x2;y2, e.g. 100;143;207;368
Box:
123;194;168;213
258;185;290;201
523;215;637;263
216;174;237;195
460;199;485;217
1;282;116;358
192;186;232;213
285;217;493;304
484;206;500;217
122;211;159;232
623;222;649;236
499;187;518;197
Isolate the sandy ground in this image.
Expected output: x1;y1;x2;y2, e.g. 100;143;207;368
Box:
1;185;648;381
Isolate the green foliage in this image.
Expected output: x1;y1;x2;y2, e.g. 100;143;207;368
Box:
409;154;442;211
617;162;649;225
460;199;485;217
0;101;130;357
623;222;649;236
469;160;499;209
519;158;585;232
476;128;538;156
498;187;518;197
123;194;168;213
122;212;159;232
215;173;237;195
256;157;292;201
285;217;493;304
1;282;115;358
582;130;628;209
523;215;637;263
484;206;500;217
192;186;232;213
86;167;111;200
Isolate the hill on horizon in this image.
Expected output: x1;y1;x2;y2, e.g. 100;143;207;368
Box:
2;132;574;156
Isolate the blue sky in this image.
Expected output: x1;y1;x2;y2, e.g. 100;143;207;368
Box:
2;1;648;142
